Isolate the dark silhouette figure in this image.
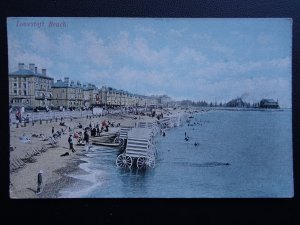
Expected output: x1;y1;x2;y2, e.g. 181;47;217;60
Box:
84;130;90;144
68;135;76;152
36;170;43;194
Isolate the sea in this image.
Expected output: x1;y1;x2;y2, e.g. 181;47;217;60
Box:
59;109;293;198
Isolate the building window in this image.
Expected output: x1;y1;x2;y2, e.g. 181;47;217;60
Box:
24;90;26;96
19;90;21;95
13;83;17;87
23;83;26;88
14;90;17;94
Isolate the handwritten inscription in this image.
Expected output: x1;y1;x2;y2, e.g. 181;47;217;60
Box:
16;20;67;28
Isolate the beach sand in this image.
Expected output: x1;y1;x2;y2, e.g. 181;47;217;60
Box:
9;110;180;198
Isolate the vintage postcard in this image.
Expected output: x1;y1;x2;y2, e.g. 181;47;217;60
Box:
7;17;293;198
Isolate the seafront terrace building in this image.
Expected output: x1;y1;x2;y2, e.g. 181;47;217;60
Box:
150;94;172;107
82;83;99;108
99;86;158;108
9;63;54;109
8;63;163;111
99;86;134;107
51;77;84;109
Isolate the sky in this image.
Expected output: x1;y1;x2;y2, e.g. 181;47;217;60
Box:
7;17;292;108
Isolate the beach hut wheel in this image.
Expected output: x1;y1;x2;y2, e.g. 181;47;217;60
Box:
137;157;146;169
116;154;133;168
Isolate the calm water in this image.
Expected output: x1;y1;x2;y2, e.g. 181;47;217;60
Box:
60;109;293;198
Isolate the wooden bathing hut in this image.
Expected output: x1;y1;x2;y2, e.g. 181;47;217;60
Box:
116;128;156;169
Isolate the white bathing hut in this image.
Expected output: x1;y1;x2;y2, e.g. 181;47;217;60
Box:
116;128;156;169
158;115;180;129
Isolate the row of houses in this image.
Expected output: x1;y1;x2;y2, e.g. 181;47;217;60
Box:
9;63;170;110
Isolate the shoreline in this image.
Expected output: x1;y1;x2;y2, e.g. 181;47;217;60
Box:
10;108;185;198
38;158;89;198
10;107;287;198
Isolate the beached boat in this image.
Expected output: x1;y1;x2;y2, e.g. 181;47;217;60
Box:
90;127;123;147
91;139;122;147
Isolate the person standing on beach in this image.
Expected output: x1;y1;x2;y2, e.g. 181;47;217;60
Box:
52;127;54;134
68;134;76;152
96;127;100;136
84;130;90;143
36;170;43;194
84;129;90;151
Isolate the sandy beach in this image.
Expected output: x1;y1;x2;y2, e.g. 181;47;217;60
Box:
9;109;184;198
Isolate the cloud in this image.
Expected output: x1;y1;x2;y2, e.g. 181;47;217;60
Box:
211;43;234;57
257;33;274;45
56;34;82;61
7;19;291;108
113;31;130;53
86;32;171;67
269;57;291;68
191;56;291;81
115;67;165;89
8;37;54;73
82;69;112;87
82;31;113;67
169;28;187;37
131;37;170;66
29;30;55;53
135;25;157;35
174;47;207;65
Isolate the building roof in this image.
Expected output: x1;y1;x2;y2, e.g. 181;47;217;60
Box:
82;83;98;91
51;82;69;88
52;80;83;88
9;69;53;79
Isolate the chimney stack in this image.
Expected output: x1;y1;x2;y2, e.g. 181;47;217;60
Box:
18;63;25;70
35;67;38;74
29;63;35;72
64;77;69;85
42;69;46;76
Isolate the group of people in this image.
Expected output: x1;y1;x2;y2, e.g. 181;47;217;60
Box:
184;131;200;146
91;126;101;137
68;120;109;151
66;119;116;153
69;128;91;150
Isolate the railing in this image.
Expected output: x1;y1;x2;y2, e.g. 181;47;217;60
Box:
9;108;133;124
9;110;94;124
